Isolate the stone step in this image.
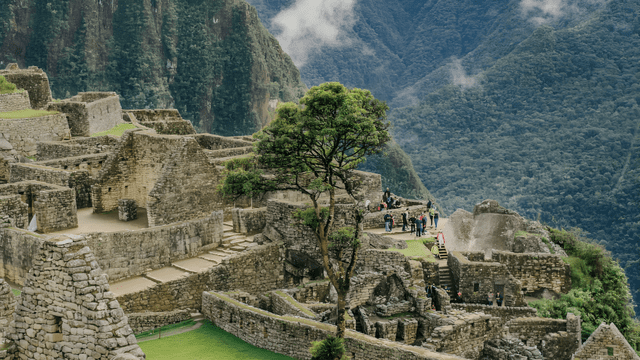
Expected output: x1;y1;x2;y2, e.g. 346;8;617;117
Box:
145;267;190;283
229;245;246;252
230;238;248;245
208;250;230;257
223;234;245;243
217;248;238;255
110;277;157;297
191;312;204;322
198;253;224;263
172;258;218;273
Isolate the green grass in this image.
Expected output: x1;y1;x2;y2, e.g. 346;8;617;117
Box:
274;291;317;318
91;123;137;137
386;239;434;259
138;320;295;360
0;109;59;119
11;288;21;297
135;319;196;340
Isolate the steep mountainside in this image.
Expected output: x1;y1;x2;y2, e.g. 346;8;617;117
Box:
392;1;640;308
246;0;606;107
0;0;306;135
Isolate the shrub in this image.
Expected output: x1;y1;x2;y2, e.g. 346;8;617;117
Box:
310;335;349;360
0;75;17;94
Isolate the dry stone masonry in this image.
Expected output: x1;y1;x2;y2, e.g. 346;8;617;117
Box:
10;235;145;359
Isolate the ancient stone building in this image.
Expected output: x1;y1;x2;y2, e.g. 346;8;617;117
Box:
571;322;640;360
9;235;145;359
48;92;123;137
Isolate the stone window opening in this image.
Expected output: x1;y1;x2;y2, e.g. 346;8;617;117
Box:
108;187;111;192
607;347;614;356
473;283;479;292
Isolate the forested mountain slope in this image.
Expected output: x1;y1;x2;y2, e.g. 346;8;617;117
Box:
391;1;640;307
246;0;606;107
0;0;306;135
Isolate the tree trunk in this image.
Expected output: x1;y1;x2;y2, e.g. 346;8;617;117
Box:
336;289;347;338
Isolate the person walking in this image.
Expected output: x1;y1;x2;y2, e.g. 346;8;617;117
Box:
429;207;435;228
434;207;440;229
402;209;408;232
416;215;423;237
389;214;395;232
384;213;391;232
436;231;445;248
427;199;432;209
409;215;416;234
431;244;439;258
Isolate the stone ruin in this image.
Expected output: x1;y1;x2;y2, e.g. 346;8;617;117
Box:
0;65;638;360
571;322;640;360
7;235;144;359
0;279;16;347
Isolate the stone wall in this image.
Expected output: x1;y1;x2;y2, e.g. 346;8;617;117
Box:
0;65;53;109
232;207;267;235
10;163;93;208
146;137;225;226
0;92;30;112
35;153;109;178
0;279;16;343
0;229;44;285
491;251;571;294
83;211;223;282
203;291;465;360
91;130;184;213
33;185;77;233
37;136;118;161
270;290;317;319
0;195;28;229
204;146;253;161
48;92;122;136
450;303;537;321
0;181;78;233
8;235;145;359
140;121;196;135
504;314;582;359
116;243;285;312
448;251;526;306
194;134;254;150
571;322;640;360
126;309;191;334
0;114;69;156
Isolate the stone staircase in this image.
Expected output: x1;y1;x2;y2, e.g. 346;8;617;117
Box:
438;263;453;296
109;221;255;297
438;243;448;260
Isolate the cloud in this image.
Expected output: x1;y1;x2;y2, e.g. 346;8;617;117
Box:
450;59;478;90
519;0;609;25
271;0;357;68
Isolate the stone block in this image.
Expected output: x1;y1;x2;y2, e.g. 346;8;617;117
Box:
118;199;137;222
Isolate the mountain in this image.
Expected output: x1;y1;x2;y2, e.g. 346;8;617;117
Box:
246;0;640;311
0;0;306;136
391;2;640;309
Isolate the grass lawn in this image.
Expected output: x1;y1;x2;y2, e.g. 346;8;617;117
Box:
91;123;137;137
0;109;59;119
138;321;295;360
386;239;435;260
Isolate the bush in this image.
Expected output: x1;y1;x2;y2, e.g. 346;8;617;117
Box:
309;335;349;360
0;76;17;94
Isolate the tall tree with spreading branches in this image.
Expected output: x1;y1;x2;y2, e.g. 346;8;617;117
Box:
220;82;390;338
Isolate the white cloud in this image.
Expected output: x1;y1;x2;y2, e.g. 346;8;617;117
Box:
271;0;357;68
450;59;477;90
520;0;610;25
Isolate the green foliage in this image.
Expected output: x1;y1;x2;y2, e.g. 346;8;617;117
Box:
309;335;349;360
530;228;639;349
25;0;70;69
0;76;17;94
90;123;137;137
386;239;434;259
138;320;294;359
293;207;329;231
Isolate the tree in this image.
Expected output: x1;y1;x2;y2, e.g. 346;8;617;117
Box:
221;82;390;339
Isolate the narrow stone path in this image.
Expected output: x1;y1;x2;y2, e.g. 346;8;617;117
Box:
110;222;255;297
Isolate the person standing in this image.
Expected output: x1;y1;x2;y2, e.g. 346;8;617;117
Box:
421;213;427;235
496;292;503;307
416;215;423;237
431;244;439;258
429;207;435;228
434;207;440;229
488;293;494;306
409;215;416;234
402;209;408;232
437;231;445;248
383;187;391;203
384;213;391;232
427;199;432;209
390;214;395;232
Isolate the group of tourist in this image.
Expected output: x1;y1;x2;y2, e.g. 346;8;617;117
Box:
381;190;441;235
487;292;504;306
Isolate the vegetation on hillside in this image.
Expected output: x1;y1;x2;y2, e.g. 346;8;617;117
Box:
531;228;640;353
391;0;640;308
90;123;138;138
1;0;306;135
0;110;59;119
